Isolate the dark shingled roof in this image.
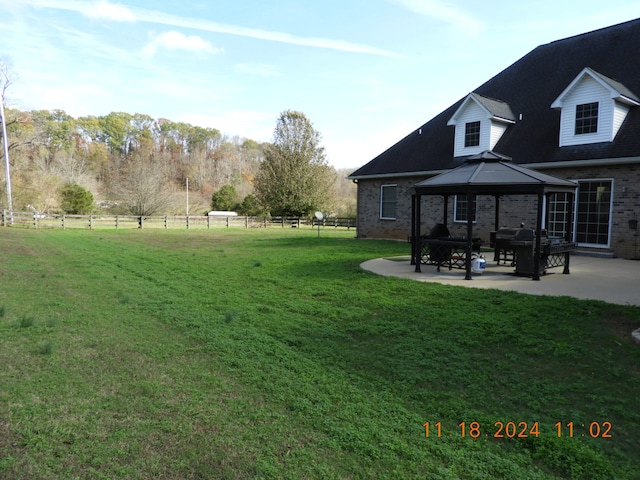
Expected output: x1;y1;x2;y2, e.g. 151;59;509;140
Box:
349;18;640;179
468;93;516;123
414;150;578;196
589;69;640;103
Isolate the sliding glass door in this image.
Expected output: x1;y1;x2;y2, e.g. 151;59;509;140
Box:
575;180;613;248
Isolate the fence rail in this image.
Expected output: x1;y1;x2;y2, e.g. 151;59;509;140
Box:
1;210;356;231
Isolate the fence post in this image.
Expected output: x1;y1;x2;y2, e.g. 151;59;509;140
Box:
186;215;190;229
207;215;210;229
89;215;93;230
62;215;66;230
1;210;4;227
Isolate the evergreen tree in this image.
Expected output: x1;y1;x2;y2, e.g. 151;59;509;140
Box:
211;184;238;211
59;184;94;214
254;110;335;217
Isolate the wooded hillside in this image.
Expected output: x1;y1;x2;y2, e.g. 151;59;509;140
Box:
0;109;356;216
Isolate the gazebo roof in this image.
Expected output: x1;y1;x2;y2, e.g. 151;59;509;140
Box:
414;151;578;196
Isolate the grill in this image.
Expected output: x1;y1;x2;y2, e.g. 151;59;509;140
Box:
491;227;575;275
490;228;523;265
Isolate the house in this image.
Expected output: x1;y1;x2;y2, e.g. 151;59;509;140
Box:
348;18;640;260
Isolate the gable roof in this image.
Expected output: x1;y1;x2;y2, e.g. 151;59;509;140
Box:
414;150;578;196
448;93;516;126
350;18;640;179
551;67;640;108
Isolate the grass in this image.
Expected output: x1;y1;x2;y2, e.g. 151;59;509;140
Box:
18;315;35;328
0;227;639;479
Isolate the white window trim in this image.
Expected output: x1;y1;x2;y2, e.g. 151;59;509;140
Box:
542;193;573;240
464;120;481;147
573;178;614;249
574;102;599;135
453;194;477;223
380;184;397;220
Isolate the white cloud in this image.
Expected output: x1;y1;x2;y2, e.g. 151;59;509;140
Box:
390;0;485;34
135;8;399;57
142;31;222;57
19;0;136;21
21;0;398;56
81;0;136;22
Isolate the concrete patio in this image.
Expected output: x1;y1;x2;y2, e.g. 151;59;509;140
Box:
361;255;640;307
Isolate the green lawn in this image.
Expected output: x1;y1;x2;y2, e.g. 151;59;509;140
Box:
1;227;639;479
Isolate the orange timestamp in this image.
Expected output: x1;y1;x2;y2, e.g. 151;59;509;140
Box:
423;421;612;439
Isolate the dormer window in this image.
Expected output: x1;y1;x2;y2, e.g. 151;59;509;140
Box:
448;93;515;157
551;67;639;147
464;121;481;147
575;102;598;134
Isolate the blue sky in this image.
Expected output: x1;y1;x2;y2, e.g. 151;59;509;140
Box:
1;0;639;170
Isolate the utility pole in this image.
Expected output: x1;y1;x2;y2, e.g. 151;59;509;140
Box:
0;96;12;215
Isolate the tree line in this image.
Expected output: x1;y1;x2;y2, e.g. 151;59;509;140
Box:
0;64;355;218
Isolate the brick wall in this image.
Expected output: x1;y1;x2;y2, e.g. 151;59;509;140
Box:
357;178;541;241
356;162;640;259
356;177;420;240
539;163;640;259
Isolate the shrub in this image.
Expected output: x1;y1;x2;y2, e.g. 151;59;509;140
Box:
60;184;94;214
211;185;238;212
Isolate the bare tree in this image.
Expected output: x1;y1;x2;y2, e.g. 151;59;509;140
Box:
116;154;173;216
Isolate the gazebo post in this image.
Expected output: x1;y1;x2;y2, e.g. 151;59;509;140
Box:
533;192;544;280
414;193;422;272
465;192;474;280
411;193;417;267
563;191;575;274
494;195;501;261
443;194;449;227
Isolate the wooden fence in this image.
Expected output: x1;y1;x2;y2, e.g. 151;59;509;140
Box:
1;210;356;231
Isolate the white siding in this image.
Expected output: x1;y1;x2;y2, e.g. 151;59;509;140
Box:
613;102;630;138
558;76;614;146
453;102;489;157
489;121;508;150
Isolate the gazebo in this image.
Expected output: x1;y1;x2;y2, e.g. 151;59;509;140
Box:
411;151;578;280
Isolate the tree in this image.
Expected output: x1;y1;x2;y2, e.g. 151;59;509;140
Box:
237;194;266;216
254;110;335;217
117;155;172;216
99;112;131;154
59;183;94;214
211;184;238;211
